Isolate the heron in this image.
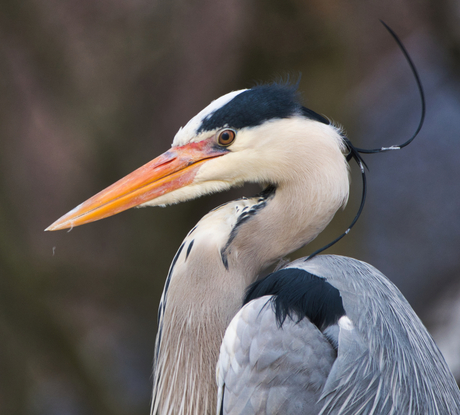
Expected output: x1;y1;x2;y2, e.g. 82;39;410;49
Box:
46;47;460;415
46;82;460;414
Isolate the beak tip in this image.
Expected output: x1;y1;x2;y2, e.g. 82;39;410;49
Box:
45;217;72;232
44;223;60;232
46;203;84;232
45;224;58;232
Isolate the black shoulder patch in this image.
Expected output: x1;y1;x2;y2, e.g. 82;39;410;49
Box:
244;267;345;331
198;84;329;133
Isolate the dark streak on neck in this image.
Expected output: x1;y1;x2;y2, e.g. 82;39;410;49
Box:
220;185;276;270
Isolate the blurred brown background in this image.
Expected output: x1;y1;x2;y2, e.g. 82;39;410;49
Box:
1;0;460;414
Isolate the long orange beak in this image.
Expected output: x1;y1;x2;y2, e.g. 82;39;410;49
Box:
46;138;227;231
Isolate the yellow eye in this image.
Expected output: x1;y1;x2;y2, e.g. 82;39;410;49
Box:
217;129;236;147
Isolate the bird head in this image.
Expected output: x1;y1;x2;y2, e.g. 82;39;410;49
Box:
46;84;348;232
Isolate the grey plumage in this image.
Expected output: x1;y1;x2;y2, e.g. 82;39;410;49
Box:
217;255;460;414
217;295;336;414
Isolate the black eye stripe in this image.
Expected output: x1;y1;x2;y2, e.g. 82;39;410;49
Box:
197;84;330;134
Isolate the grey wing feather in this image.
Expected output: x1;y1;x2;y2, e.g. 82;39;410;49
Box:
217;296;336;415
295;255;460;415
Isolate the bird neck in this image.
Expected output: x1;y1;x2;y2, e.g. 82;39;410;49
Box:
152;133;350;414
151;200;253;415
227;179;348;277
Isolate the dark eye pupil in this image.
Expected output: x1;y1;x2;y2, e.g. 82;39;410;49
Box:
218;129;235;146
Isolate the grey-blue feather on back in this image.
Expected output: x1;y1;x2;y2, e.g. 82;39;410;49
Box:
298;255;460;414
217;255;460;415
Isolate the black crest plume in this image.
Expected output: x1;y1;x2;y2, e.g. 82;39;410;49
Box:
308;21;425;260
